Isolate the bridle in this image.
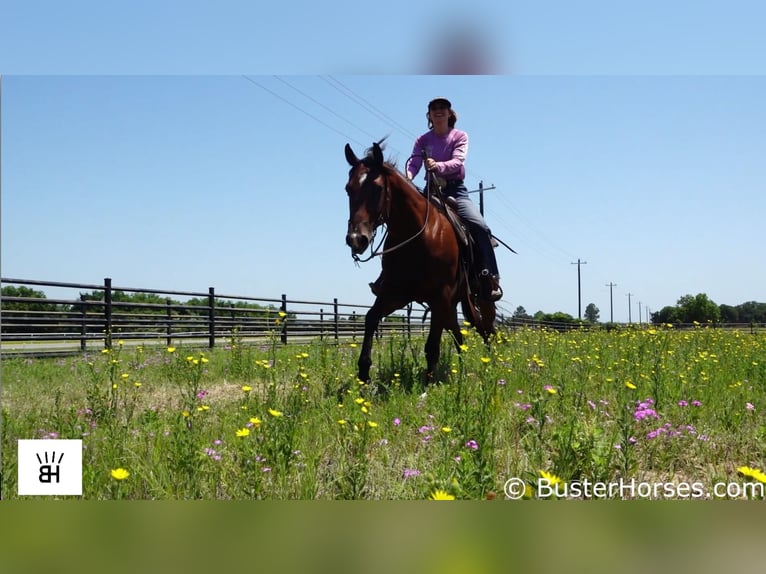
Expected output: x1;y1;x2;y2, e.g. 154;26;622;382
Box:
350;159;433;264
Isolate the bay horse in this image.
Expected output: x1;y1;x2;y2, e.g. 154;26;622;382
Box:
344;141;496;384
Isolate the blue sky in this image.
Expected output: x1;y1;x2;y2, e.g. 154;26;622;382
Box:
2;2;765;322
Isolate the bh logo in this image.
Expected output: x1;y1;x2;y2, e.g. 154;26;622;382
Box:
17;439;83;496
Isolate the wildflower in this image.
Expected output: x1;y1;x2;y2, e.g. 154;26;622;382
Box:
539;470;562;486
634;399;659;421
402;468;421;479
268;408;284;417
737;466;766;483
625;381;637;390
249;417;262;427
181;410;191;418
367;421;379;428
465;439;479;451
480;357;491;364
441;426;452;433
428;489;455;501
241;385;252;392
110;468;130;480
746;403;755;411
337;419;347;425
692;400;702;407
167;346;176;353
393;418;401;426
678;400;689;407
459;344;469;352
278;311;287;318
236;427;251;438
133;382;142;388
544;385;557;394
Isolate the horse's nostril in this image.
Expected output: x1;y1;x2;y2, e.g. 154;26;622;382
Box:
346;233;369;254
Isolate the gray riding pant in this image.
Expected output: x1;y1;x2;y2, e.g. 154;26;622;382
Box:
440;181;500;277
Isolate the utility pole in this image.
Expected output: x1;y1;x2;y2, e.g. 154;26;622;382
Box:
571;259;588;319
626;292;633;324
638;301;642;325
605;282;617;323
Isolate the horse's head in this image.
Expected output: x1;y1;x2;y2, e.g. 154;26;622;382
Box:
344;141;389;256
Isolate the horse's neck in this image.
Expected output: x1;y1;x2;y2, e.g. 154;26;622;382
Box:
387;172;429;235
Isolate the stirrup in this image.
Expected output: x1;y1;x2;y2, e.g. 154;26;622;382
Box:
479;270;502;302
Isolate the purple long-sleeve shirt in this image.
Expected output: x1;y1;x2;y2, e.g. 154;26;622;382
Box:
406;128;468;182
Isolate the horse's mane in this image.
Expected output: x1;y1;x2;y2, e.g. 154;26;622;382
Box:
363;137;420;193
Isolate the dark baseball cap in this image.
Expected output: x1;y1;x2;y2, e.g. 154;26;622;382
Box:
428;97;452;108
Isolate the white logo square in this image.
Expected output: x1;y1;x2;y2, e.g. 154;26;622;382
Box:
17;439;83;496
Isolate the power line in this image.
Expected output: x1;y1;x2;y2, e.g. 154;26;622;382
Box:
321;76;419;141
241;75;365;146
273;76;383;145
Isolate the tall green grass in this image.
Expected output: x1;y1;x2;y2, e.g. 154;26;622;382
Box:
2;325;764;499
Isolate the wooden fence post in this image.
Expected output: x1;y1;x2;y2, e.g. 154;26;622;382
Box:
166;298;172;348
333;298;339;343
80;294;87;352
208;287;215;348
104;277;112;349
280;294;287;344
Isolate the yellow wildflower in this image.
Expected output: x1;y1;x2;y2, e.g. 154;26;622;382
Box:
428;489;455;501
110;468;130;480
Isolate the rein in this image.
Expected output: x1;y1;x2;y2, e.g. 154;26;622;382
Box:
352;170;434;263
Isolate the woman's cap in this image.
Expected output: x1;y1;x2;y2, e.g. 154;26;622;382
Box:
428;97;452;109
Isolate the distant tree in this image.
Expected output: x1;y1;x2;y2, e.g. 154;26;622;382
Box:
512;306;532;320
676;293;721;323
653;305;680;324
536;311;580;326
1;286;58;312
735;301;766;324
584;303;600;323
719;304;739;323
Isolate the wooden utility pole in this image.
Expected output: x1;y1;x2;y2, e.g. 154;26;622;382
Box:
606;282;617;323
571;259;588;319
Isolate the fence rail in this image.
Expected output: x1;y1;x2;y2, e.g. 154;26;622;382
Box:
3;277;761;357
1;277;428;355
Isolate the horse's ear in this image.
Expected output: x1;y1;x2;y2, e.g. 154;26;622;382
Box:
372;142;384;164
345;143;358;166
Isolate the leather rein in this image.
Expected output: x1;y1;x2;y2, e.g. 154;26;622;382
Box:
352;166;435;264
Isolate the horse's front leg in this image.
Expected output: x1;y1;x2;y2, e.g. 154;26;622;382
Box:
358;300;389;383
424;304;451;382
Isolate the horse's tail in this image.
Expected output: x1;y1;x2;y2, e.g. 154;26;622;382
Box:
458;263;484;338
458;258;496;344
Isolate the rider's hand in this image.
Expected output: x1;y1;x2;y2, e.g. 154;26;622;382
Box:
425;158;438;171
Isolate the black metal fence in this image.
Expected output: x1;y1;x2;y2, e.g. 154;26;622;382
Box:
0;277;428;354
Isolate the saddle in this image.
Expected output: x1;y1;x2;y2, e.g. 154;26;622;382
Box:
427;179;501;302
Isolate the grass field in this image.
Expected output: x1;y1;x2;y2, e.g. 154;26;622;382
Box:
2;324;765;499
